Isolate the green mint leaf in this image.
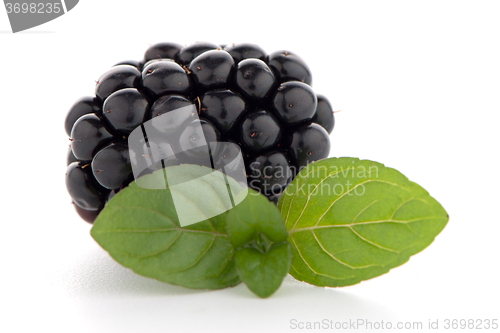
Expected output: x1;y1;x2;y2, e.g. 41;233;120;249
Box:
233;243;291;298
91;165;246;290
278;157;448;287
226;190;292;298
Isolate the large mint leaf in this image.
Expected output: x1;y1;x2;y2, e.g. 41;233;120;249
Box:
278;157;448;287
226;190;292;298
91;165;245;290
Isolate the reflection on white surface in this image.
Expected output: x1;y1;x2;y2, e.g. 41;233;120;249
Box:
61;248;204;297
52;247;396;333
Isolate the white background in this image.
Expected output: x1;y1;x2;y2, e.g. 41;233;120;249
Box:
1;1;499;332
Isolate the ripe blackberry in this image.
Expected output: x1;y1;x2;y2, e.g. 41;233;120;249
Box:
65;41;335;222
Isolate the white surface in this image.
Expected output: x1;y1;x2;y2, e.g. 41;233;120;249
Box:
1;1;499;332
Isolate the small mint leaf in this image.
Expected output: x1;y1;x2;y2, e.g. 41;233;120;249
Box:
234;243;291;298
226;190;292;298
278;157;448;287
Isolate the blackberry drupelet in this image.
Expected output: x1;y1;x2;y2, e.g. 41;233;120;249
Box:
240;110;281;152
92;142;133;190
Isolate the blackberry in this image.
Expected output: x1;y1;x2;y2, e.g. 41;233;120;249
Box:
65;41;335;222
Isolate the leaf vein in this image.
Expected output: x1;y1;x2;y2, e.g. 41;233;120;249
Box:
290;216;446;233
311;230;380;269
290;167;366;230
135;231;182;259
95;206;226;236
162;236;217;274
314;179;408;227
289;234;354;280
194;176;230;231
352;199;379;223
282;168;317;224
169;187;213;228
347;225;399;253
390;198;428;220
